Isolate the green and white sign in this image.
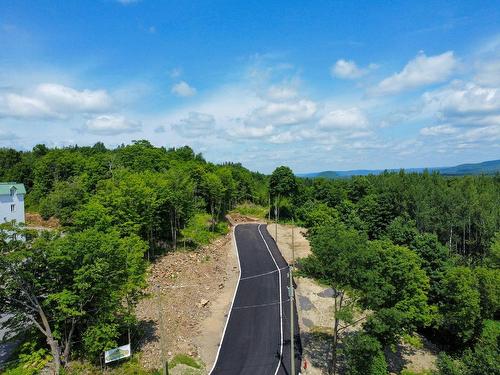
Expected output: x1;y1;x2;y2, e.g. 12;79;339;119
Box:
104;343;131;363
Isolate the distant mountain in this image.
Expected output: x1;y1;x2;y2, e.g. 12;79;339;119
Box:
297;159;500;179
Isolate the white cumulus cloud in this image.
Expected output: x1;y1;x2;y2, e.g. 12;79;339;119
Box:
420;124;458;136
266;85;298;101
36;83;111;113
0;83;112;119
2;93;56;118
247;99;317;127
227;124;274;139
83;115;142;135
319;108;369;130
372;51;457;95
423;81;500;116
171;112;216;137
171;81;197;97
331;59;376;79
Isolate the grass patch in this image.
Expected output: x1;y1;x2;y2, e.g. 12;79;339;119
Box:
231;202;268;218
168;354;202;369
402;333;424;349
310;325;334;336
401;370;434;375
180;213;228;248
63;355;160;374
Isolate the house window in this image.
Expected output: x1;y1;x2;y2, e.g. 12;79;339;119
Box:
10;204;15;212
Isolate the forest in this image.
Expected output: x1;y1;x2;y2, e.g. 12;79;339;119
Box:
0;141;499;375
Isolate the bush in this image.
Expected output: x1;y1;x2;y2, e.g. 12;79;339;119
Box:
402;333;424;349
231;202;268;218
181;213;228;247
168;353;202;369
3;341;52;375
342;332;388;375
436;353;466;375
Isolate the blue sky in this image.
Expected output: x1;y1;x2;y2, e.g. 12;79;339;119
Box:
0;0;499;173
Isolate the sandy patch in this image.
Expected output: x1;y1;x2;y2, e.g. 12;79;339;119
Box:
266;223;311;263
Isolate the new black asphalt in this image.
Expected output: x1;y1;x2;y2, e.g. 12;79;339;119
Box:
210;223;301;375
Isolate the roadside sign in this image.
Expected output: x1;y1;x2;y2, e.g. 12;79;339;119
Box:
104;343;131;363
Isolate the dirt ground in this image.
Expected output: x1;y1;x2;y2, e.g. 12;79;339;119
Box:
25;212;60;229
135;216;244;374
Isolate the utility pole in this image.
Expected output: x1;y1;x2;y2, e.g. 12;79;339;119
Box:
268;193;271;222
289;267;295;375
275;198;278;242
289;218;295;375
157;286;169;375
292;219;295;267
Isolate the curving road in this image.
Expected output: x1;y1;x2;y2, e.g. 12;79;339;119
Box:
210;223;300;375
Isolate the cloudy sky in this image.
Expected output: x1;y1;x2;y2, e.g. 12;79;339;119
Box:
0;0;499;173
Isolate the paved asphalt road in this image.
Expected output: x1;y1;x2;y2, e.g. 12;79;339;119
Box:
210;223;301;375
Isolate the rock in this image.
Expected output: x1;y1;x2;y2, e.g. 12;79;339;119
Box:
317;288;335;298
298;295;314;311
302;318;314;328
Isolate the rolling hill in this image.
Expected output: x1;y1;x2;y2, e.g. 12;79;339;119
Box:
298;159;500;179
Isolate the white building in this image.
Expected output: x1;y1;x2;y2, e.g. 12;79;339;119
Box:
0;183;26;224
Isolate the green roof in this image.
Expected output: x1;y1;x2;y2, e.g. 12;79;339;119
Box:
0;183;26;195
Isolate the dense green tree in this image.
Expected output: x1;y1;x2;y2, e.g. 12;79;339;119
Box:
462;320;500;375
410;232;453;303
200;172;224;231
361;241;431;344
437;320;500;375
384;215;418;246
437;267;481;346
38;176;88;225
296;201;341;229
0;225;147;373
436;353;467;375
269;166;297;220
342;332;388;375
474;267;500;320
485;232;500;268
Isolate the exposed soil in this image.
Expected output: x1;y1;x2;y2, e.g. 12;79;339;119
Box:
386;337;438;374
226;212;262;224
266;222;311;263
25;212;60;229
135;216;243;373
